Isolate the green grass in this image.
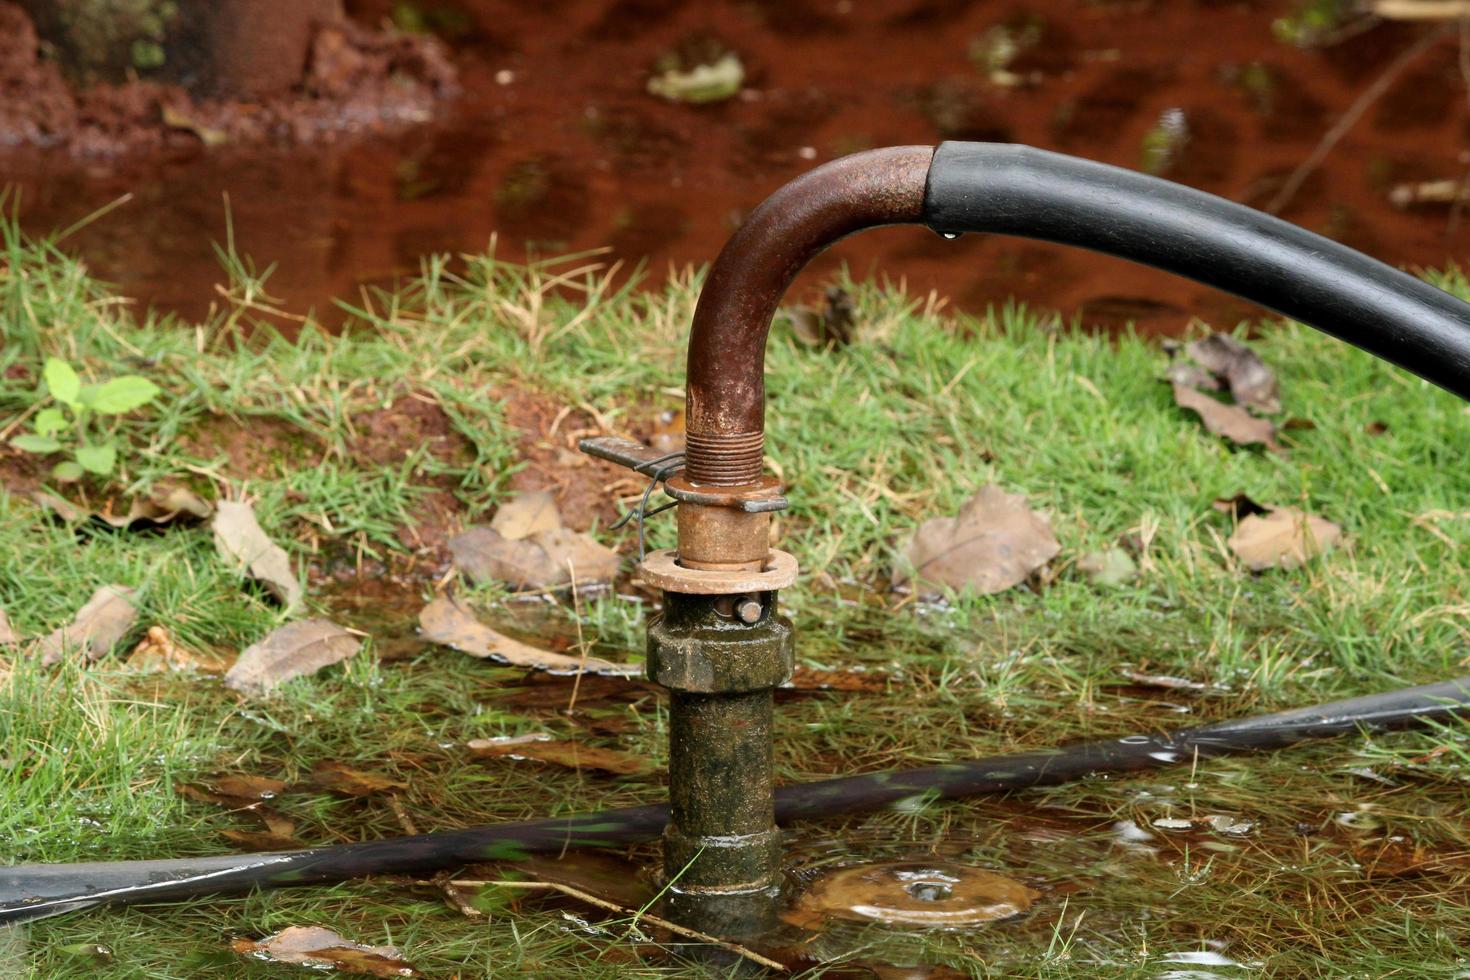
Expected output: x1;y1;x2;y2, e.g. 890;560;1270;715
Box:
3;219;1470;977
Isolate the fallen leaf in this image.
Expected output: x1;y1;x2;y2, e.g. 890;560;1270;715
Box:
220;829;303;851
33;483;212;528
1184;334;1281;413
231;926;419;977
160;104;227;146
1227;506;1342;571
213;500;303;611
418;594;639;676
310;760;407;797
37;584;138;666
448;524;620;591
1211;493;1269;519
1171;382;1281;450
646;51;744;103
0;608;16;645
894;485;1060;599
508;852;655;909
785;286;856;348
224;619;362;696
127;626;229;673
490;490;562;541
1162;361;1222;391
468;733;653;776
211;774;288;800
1120;669;1220;692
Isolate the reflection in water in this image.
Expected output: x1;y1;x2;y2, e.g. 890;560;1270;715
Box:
6;1;1469;335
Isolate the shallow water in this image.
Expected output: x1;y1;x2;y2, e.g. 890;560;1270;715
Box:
7;0;1470;334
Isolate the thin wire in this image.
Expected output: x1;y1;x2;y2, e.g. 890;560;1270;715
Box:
608;454;685;560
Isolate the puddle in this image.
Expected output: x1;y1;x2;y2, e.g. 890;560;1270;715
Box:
784;859;1039;930
5;1;1468;334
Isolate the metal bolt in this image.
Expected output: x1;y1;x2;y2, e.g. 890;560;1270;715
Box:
735;597;763;623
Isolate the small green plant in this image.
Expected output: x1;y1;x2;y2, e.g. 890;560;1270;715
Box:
10;357;160;482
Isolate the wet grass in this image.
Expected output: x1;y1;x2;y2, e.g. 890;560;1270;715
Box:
4;220;1470;976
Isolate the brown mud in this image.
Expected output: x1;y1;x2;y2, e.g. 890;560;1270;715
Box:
4;1;1470;334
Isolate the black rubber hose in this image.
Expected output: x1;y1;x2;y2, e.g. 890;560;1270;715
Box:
3;676;1466;924
924;142;1470;401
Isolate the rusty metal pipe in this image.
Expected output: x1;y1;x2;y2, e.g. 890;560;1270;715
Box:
684;146;934;486
685;141;1470;488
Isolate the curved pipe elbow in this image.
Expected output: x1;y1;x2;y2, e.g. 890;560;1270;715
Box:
685;141;1470;487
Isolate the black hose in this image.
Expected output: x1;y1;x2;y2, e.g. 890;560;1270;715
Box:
923;142;1470;402
4;676;1466;924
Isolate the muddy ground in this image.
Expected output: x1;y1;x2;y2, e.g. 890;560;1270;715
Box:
2;0;1469;333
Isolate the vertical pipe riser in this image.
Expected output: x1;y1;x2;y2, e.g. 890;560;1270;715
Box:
646;593;795;935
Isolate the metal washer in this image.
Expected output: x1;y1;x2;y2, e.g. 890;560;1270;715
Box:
637;548;798;595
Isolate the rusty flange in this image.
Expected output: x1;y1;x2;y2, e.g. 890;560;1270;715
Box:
638;548;798;594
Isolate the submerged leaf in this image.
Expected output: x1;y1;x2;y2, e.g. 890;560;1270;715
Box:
1171;382;1281;450
895;485;1060;599
418;595;639;676
1227;506;1342;571
646;52;744;103
224;619;362;696
231;926;419;977
213;500;302;611
468;733;653;776
36;584;138;666
310;760;407;797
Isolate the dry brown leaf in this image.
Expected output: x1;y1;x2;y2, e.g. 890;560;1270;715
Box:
0;607;17;645
37;584;138;666
894;485;1060;599
418;594;639;676
213;500;302;611
490;490;562;540
1185;334;1281;413
224;619;361;696
468;733;653;776
210;773;288;800
231;926;419;977
33;483;213;528
127;626;230;673
1227;506;1342;571
219;829;303;851
1171;382;1281;450
448;524;619;591
310;760;407;797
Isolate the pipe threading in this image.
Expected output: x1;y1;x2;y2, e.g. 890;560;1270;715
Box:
683;430;765;487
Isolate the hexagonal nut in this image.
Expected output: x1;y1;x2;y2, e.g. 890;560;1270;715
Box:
646;614;795;693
